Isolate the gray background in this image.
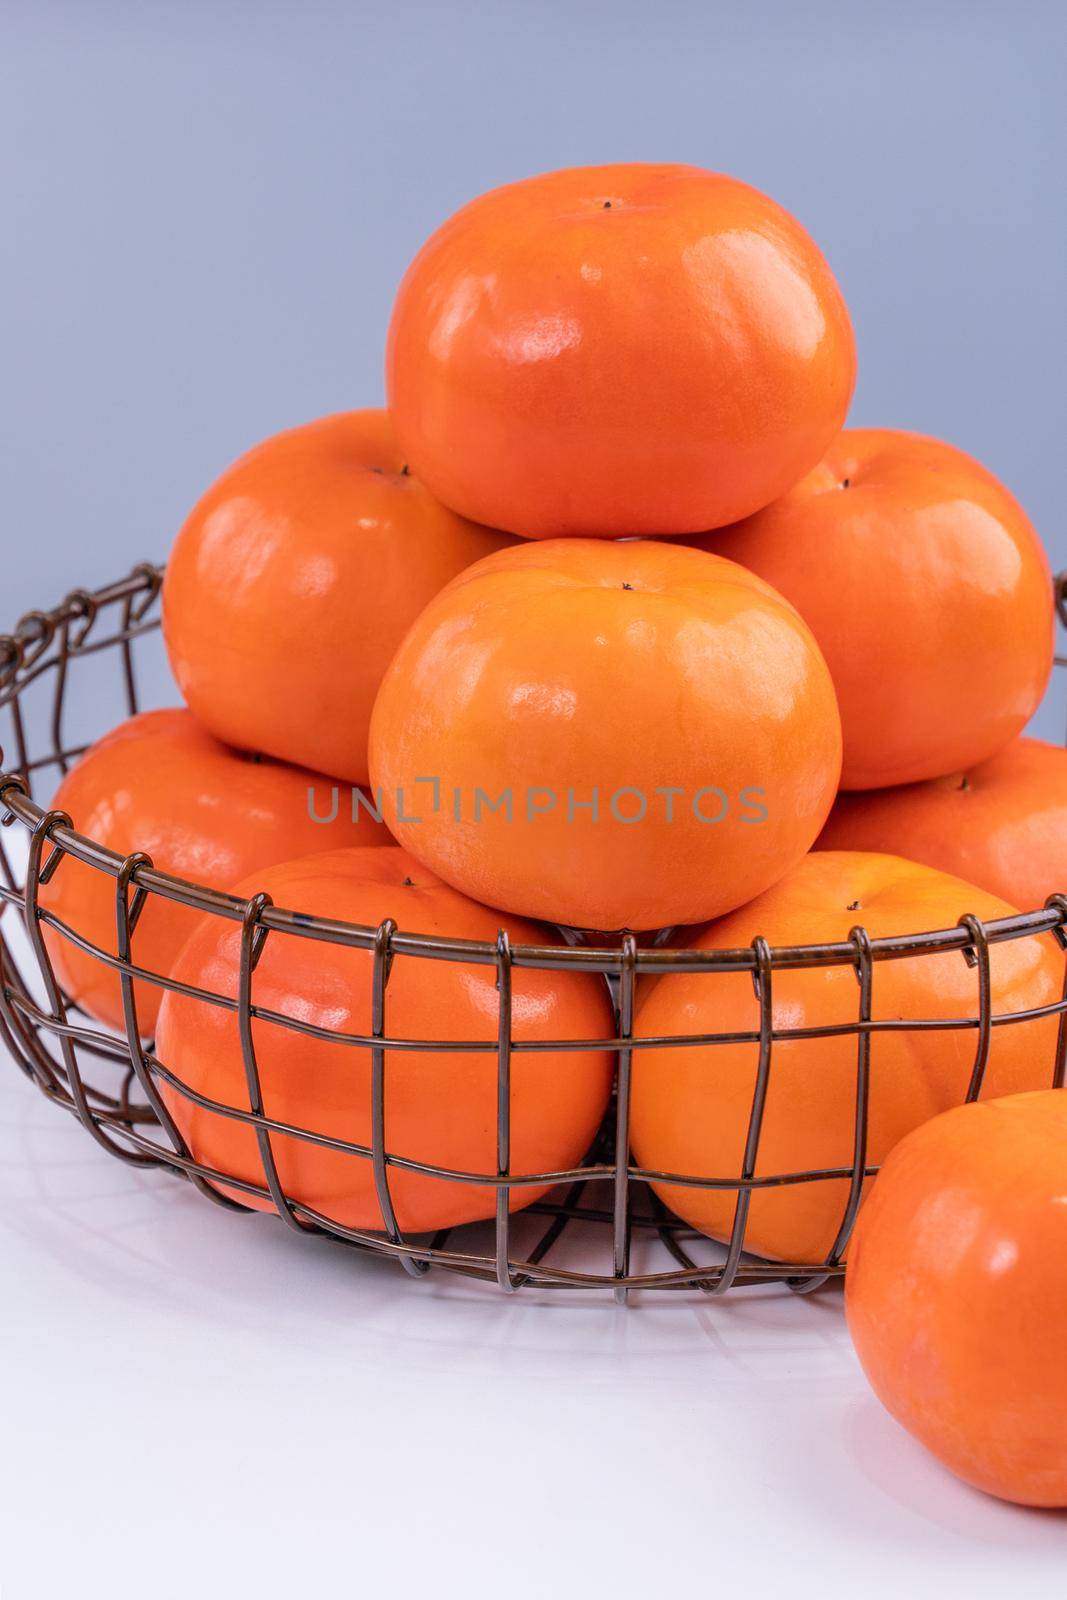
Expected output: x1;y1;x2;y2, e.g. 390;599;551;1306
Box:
3;0;1066;741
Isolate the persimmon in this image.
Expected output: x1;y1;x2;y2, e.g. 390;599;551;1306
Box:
387;163;856;539
847;1090;1067;1507
41;709;386;1036
819;736;1067;913
154;846;614;1234
368;538;843;931
695;429;1054;789
630;852;1063;1265
162;409;515;784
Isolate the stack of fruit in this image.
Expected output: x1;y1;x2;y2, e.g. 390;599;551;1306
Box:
39;165;1067;1505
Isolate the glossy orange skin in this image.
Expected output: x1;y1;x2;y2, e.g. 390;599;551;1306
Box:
155;846;614;1234
387;164;856;539
162;409;515;784
696;429;1054;789
819;737;1067;913
847;1090;1067;1506
42;709;386;1036
368;539;843;931
631;852;1062;1264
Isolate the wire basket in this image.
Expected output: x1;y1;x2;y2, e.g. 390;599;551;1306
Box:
2;564;1067;1302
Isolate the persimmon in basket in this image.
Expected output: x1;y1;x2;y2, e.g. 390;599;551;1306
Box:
162;409;515;784
818;736;1067;916
847;1091;1067;1507
369;538;843;932
694;429;1054;789
630;851;1063;1265
41;709;386;1037
154;846;615;1234
387;163;856;539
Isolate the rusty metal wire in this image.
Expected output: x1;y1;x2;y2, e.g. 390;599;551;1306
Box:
1;563;1065;1300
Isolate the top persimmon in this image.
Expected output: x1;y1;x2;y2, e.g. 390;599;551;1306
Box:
387;163;856;539
162;409;515;784
699;429;1055;790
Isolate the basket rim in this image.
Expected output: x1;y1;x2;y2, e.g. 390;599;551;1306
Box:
1;560;1066;980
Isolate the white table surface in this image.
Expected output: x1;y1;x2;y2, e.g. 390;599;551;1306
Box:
3;1049;1066;1599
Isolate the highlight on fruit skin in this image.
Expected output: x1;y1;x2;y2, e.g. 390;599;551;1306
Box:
387;162;856;539
368;536;844;932
155;846;615;1235
162;408;516;786
846;1090;1067;1507
817;735;1067;915
630;851;1063;1265
41;708;388;1038
694;428;1055;790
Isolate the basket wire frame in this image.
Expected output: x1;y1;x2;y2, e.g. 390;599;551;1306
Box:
2;565;1067;1301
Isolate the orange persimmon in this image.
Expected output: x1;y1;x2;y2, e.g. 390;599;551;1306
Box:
387;163;856;538
631;852;1063;1264
155;846;614;1233
162;409;515;784
847;1090;1067;1506
369;538;843;931
697;429;1054;789
41;709;385;1035
818;736;1067;913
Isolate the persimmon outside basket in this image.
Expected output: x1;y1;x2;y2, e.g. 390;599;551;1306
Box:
2;564;1066;1303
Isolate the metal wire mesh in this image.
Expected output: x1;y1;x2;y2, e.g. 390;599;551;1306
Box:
2;565;1066;1300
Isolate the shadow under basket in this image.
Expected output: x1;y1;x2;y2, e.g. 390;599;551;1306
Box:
2;564;1067;1302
